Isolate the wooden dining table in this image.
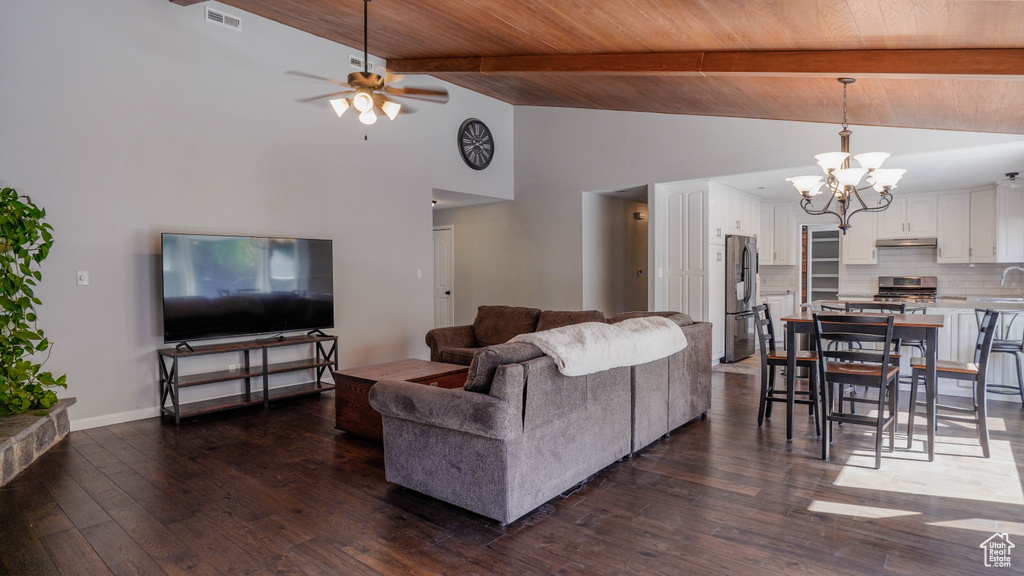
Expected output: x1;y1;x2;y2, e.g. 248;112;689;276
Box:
781;311;947;461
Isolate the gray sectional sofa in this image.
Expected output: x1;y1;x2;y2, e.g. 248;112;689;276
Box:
369;309;712;524
425;305;606;365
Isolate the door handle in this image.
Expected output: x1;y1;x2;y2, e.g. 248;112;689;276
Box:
445;291;451;295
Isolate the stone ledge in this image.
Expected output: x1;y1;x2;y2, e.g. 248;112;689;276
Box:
0;398;76;486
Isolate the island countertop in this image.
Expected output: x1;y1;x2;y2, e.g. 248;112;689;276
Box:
805;296;1024;313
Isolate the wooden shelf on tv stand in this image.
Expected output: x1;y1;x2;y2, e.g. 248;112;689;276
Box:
158;334;338;424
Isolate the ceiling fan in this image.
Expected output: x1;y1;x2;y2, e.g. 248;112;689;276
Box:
287;0;449;128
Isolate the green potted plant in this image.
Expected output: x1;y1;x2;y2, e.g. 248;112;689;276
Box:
0;186;66;415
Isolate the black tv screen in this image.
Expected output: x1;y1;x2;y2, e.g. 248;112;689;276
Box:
161;233;334;343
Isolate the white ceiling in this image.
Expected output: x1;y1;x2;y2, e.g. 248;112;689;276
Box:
716;140;1024;202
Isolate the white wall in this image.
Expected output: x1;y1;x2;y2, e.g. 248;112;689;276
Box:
582;194;647;315
438;106;1023;318
0;0;513;427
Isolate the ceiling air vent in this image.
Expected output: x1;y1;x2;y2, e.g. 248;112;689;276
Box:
205;7;241;31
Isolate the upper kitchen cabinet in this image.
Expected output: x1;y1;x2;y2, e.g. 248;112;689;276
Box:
709;183;759;244
841;211;878;265
877;196;937;239
996;185;1024;262
970;187;997;263
936;193;971;264
759;204;797;266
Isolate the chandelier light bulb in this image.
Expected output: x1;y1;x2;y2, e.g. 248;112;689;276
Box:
815;152;849;173
854;152;890;171
359;109;377;125
353;90;374;112
834;168;868;187
869;168;906;189
787;176;824;195
329;98;350;117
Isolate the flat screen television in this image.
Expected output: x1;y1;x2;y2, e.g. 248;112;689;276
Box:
161;233;334;343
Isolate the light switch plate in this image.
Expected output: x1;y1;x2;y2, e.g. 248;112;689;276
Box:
77;270;89;286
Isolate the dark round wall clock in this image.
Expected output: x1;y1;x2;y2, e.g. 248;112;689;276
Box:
457;118;494;170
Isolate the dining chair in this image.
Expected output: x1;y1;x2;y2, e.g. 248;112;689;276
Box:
974;308;1024;405
906;309;999;458
841;302;908;420
813;313;900;469
753;304;819;437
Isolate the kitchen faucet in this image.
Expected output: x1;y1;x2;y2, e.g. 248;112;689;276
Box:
1000;266;1024;288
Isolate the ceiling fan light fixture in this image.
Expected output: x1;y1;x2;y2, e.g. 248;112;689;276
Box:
353;90;374;112
359;108;377;125
329;98;350;117
381;100;401;120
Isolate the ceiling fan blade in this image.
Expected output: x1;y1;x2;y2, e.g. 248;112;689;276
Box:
378;93;417;115
381;67;406;86
284;70;348;87
386;86;450;104
296;90;356;103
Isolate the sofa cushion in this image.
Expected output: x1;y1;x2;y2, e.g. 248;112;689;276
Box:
464;342;545;394
438;347;479;366
608;310;693;326
472;305;542;346
536;309;606;332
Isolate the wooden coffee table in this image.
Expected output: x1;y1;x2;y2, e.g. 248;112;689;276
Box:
332;358;469;441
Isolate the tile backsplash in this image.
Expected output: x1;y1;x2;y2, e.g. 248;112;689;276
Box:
759;247;1024;301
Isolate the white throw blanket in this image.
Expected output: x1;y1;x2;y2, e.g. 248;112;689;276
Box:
510;316;688;377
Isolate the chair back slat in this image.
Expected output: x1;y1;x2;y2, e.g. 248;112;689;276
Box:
753;304;775;361
813;314;896;380
975;308;1000;383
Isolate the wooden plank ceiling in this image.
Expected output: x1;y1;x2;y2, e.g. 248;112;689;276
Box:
175;0;1024;134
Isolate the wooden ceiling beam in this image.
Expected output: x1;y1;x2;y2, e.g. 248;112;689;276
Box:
390;49;1024;79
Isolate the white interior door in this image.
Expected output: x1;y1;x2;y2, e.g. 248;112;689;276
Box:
433;226;455;327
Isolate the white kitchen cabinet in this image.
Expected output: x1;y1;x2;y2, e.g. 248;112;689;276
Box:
758;204;774;264
710;185;759;243
936;193;971;264
709;188;725;245
878;196;937;239
761;293;795;347
970;187;997;263
757;204;797;266
841;211;878;265
996;186;1024;263
773;206;796;265
710;245;725;361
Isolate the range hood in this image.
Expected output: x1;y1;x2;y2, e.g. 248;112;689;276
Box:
875;237;938;248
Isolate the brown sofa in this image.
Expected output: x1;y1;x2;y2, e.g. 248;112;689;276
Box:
425;305;606;365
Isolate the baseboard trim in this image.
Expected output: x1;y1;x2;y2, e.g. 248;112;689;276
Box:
71;407;162;431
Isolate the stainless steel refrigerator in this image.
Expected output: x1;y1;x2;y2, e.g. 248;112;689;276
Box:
724;234;757;362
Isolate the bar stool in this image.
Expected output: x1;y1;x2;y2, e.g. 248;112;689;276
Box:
976;308;1024;405
753;304;820;438
907;309;999;457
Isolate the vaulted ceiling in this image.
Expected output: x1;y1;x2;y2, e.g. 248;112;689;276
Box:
174;0;1024;134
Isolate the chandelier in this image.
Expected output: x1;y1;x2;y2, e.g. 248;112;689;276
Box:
787;78;905;234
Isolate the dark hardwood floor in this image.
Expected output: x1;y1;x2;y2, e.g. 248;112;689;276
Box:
3;367;1023;575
